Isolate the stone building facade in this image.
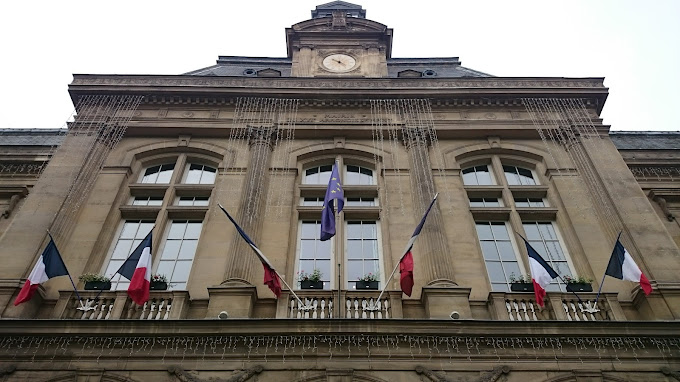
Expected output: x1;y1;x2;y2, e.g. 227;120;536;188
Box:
0;2;679;381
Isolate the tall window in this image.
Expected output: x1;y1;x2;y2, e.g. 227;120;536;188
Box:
465;156;578;294
346;221;379;289
298;158;381;290
103;155;215;291
297;221;332;289
156;220;202;291
105;220;154;290
522;222;571;291
475;222;521;292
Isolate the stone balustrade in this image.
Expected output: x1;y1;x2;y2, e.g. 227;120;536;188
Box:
52;290;190;320
488;291;626;321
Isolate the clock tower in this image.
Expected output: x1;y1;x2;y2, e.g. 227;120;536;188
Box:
286;2;392;77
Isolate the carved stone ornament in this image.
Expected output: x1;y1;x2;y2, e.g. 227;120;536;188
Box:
168;365;263;382
2;193;24;219
0;364;16;377
416;365;510;382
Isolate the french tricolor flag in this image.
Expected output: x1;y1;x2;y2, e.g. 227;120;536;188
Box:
399;194;438;297
605;238;652;296
117;231;153;305
14;237;69;306
218;204;282;298
522;237;559;308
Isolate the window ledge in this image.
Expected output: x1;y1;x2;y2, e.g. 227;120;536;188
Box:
174;184;214;197
465;187;503;198
166;206;209;219
120;206;162;219
516;208;558;220
508;186;549;198
129;184;169;197
469;207;511;220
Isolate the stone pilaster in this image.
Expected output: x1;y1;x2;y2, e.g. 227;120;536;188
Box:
402;127;456;286
222;125;276;285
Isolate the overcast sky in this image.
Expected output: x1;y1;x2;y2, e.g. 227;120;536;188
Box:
1;0;678;131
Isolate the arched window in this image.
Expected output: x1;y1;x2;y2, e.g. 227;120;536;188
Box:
140;163;175;184
463;156;576;292
297;157;382;290
461;164;494;185
103;155;217;291
503;165;537;185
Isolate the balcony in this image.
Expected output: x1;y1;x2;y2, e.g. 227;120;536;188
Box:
52;290;190;320
487;291;627;321
51;289;627;321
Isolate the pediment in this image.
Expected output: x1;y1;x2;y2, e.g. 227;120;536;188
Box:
398;70;423;78
256;68;282;77
292;17;387;33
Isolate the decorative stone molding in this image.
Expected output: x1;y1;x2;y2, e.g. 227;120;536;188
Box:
662;367;680;381
168;365;263;382
416;365;510;382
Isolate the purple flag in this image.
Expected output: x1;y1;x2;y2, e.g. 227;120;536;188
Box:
320;163;344;241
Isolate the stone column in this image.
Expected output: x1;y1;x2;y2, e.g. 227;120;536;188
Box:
223;124;276;284
208;125;276;319
402;127;456;286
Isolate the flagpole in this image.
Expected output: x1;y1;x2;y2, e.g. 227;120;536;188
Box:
272;269;305;308
375;252;404;303
593;231;622;308
47;230;83;304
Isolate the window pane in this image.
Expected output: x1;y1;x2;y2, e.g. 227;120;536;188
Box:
178;197;193;206
476;168;493;185
156;164;175;183
517;167;536;185
299;240;316;258
301;222;318;239
523;223;540;240
104;260;123;279
156;261;175;279
491;223;509;240
171;261;192;282
486;262;506;283
161;240;181;260
469;198;484;207
346;222;362;238
484;198;500;207
503;262;521;280
346;240;362;259
347;261;363;281
168;222;187;239
364;241;379;259
462;170;478;185
317;239;331;259
132;198;147;206
185;168;202;184
184;222;203;239
362;223;377;239
200;166;217;184
147;198;163;206
120;222;138;239
496;241;516;261
178;240;198;260
316;261;331;281
194;197;210;206
475;223;493;240
137;222;154;238
539;223;557;240
112;240;133;259
480;241;500;261
299;260;315;274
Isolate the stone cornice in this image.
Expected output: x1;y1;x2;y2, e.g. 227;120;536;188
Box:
69;75;608;111
0;318;677;337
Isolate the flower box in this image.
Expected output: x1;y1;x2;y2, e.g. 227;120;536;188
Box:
150;281;168;290
84;281;111;291
300;280;323;289
510;282;534;292
356;280;379;290
566;283;593;293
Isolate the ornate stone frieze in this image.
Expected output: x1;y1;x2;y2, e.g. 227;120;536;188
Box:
168;365;263;382
70;76;605;90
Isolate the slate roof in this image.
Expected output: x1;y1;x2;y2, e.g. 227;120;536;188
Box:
610;131;680;150
185;56;491;78
0;129;67;146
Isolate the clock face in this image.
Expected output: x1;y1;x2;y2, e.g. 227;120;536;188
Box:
322;54;357;72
